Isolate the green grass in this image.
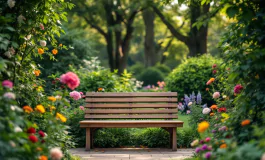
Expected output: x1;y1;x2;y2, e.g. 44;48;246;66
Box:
178;114;190;130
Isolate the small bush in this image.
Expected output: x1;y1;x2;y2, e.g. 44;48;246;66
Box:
166;54;222;104
154;64;171;76
129;63;145;78
138;67;164;85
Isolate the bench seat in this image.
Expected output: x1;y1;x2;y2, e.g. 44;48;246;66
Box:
80;120;184;128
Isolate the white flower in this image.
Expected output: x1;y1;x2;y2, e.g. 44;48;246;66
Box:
8;47;15;54
17;15;26;24
7;0;15;8
223;95;227;99
3;92;16;99
14;126;22;132
4;51;12;58
55;95;62;100
24;34;31;41
57;20;62;25
188;102;193;106
40;40;46;46
202;108;211;114
10;105;15;110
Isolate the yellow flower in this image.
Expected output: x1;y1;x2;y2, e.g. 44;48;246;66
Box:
59;43;63;47
23;105;33;113
52;49;58;55
35;104;45;113
33;123;38;128
48;96;56;102
220;143;227;148
56;113;67;122
221;113;229;122
210;113;214;116
197;121;210;133
36;147;43;151
34;70;41;76
36;86;44;92
241;119;251;126
50;106;56;112
38;48;44;54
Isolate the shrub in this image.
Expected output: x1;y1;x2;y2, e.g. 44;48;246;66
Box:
154;64;171;76
138;67;164;86
129;63;145;79
177;128;200;148
166;54;222;104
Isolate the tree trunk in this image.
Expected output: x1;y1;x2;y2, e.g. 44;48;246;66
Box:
106;30;115;71
143;8;156;67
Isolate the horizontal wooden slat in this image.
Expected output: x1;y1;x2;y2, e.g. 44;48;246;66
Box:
85;109;178;114
86;92;177;97
84;115;178;119
85;98;178;103
85;103;178;108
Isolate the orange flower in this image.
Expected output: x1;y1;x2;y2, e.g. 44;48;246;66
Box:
206;78;215;85
48;96;56;102
39;155;48;160
206;88;209;91
52;49;58;55
23;106;33;113
34;70;41;76
38;48;44;54
210;113;214;116
198;121;210;133
210;105;218;110
241;119;251;126
220;143;227;148
35;104;45;113
210;78;215;82
36;147;43;151
98;88;103;91
59;43;63;47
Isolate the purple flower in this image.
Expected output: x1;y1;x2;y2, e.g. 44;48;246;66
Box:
196;92;202;104
218;126;227;131
201;144;208;150
190;92;196;102
199;140;205;144
212;130;216;133
205;152;212;159
195;147;201;153
184;95;190;105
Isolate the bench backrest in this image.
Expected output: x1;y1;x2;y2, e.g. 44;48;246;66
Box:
85;92;178;120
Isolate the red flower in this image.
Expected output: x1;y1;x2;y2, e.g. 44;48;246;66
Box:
212;70;217;74
41;139;45;143
29;135;38;143
38;131;45;137
234;84;243;94
27;127;36;134
212;64;217;68
218;107;227;112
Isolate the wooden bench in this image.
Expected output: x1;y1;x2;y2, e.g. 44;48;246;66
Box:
80;92;183;151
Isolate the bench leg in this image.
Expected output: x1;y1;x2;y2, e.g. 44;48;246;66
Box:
86;128;91;151
172;127;177;151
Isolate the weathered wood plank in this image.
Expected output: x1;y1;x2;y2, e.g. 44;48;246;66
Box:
85;109;178;114
85;98;178;103
86;92;177;97
84;114;178;119
85;103;178;108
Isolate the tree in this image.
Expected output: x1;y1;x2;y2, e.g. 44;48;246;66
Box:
73;0;141;74
152;0;211;56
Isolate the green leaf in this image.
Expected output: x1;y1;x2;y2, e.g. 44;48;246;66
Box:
226;6;239;18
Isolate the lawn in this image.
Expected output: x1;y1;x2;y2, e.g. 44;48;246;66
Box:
178;114;190;130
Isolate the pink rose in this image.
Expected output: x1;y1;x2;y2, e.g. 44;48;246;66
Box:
212;70;217;74
2;80;13;88
60;72;80;90
69;91;81;100
79;106;84;110
234;84;243;94
205;137;211;142
40;23;44;30
213;92;220;99
50;147;63;160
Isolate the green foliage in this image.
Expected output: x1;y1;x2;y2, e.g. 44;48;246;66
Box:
166;54;222;104
138;67;164;85
177;128;200;148
154;63;171;76
129;63;145;79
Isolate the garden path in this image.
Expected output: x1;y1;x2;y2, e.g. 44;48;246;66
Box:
70;148;194;160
